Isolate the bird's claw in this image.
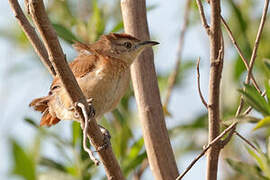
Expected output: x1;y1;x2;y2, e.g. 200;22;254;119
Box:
95;125;111;152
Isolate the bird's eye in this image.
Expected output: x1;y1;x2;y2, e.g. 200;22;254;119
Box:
123;42;132;49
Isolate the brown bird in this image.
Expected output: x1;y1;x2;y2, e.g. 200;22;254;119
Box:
30;33;159;126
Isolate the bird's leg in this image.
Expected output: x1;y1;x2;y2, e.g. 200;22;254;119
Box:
76;102;100;166
95;125;111;152
69;99;95;119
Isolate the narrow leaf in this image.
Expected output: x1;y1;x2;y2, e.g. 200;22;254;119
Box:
239;84;270;116
72;121;81;147
254;116;270;130
39;157;67;172
11;140;36;180
53;23;79;44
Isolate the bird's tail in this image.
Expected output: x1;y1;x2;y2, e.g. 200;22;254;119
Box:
29;96;60;126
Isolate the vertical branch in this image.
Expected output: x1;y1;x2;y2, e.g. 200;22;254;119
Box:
207;0;223;179
120;0;179;180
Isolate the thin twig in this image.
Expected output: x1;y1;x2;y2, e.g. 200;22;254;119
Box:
177;121;237;180
164;0;192;108
246;0;269;84
177;90;266;179
195;0;211;35
196;57;208;108
221;16;261;93
8;0;56;76
236;0;269;116
222;0;269;146
234;131;258;152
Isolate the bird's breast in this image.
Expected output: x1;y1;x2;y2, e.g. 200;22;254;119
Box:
78;65;130;119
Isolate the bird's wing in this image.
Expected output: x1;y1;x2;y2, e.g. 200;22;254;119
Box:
49;55;98;93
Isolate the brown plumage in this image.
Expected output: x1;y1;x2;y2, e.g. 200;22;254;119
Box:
29;33;159;127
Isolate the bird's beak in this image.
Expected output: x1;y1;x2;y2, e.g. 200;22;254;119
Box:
136;40;159;49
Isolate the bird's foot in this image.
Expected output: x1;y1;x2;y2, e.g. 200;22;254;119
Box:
95;125;111;152
69;99;95;119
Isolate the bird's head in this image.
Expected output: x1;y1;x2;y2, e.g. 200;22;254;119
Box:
91;33;159;64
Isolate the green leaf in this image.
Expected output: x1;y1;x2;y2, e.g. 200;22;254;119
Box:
246;147;270;178
226;158;268;180
123;151;147;175
39;157;67;172
24;117;39;128
126;138;144;161
233;57;246;81
238;84;270;116
72;121;81;147
87;0;105;41
222;116;260;126
11;139;36;180
111;21;123;33
254;116;270;130
264;59;270;72
265;80;270;104
52;23;79;44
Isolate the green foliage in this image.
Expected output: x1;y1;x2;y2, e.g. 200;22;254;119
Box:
238;84;270;116
11;139;36;180
53;23;80;44
226;158;268;180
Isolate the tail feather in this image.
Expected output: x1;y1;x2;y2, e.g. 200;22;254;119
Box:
29;96;61;127
40;109;60;127
29;97;49;113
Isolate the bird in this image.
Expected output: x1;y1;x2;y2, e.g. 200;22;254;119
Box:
29;33;159;127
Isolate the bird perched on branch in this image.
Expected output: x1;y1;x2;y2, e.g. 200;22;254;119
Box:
30;33;159;126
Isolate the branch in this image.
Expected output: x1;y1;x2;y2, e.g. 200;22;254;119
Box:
8;0;56;76
195;0;211;35
177;121;237;180
246;0;269;84
221;16;261;93
234;131;258;152
196;57;208;108
177;90;266;179
164;0;191;108
236;0;269;115
206;0;223;179
121;0;179;179
9;0;125;179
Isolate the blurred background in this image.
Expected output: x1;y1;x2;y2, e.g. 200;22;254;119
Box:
1;0;270;179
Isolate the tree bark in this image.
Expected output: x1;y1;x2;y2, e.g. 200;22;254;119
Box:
121;0;179;180
206;0;223;179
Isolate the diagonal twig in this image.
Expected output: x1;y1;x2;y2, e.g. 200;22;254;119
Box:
196;0;211;35
8;0;56;76
164;0;192;108
221;16;261;93
235;0;269;115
